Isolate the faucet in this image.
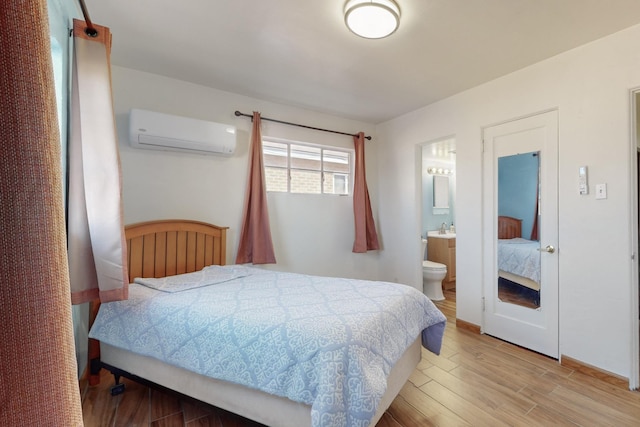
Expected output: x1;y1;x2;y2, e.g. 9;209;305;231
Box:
440;222;447;234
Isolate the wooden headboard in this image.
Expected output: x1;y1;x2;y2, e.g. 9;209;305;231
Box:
125;219;228;283
498;216;522;239
88;219;228;385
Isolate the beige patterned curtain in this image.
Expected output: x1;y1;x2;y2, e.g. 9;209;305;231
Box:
0;1;83;424
235;112;277;264
68;19;128;304
352;132;380;252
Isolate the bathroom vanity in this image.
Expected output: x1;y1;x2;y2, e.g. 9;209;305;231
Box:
427;233;456;289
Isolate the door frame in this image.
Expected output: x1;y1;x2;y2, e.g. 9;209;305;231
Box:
628;88;640;390
481;109;559;358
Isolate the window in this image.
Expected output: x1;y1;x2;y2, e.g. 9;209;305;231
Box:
263;139;352;195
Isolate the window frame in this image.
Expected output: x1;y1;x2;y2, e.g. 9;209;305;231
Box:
262;136;354;196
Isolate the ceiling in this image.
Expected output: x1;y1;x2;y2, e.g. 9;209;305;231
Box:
85;0;640;124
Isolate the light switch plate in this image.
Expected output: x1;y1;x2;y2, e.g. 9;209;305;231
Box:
595;183;607;200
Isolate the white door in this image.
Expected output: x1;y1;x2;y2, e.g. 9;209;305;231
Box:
482;110;559;358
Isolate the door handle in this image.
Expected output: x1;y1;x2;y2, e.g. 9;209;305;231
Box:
537;245;555;254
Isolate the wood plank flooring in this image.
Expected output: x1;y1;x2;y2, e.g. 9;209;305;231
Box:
81;290;640;426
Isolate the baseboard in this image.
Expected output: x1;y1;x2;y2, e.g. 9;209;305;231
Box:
455;318;481;334
561;355;629;389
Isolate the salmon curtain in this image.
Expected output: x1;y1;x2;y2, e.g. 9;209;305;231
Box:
0;1;83;424
235;112;277;264
68;19;128;304
352;132;380;252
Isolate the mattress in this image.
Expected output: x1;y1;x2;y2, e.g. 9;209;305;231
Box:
90;265;446;427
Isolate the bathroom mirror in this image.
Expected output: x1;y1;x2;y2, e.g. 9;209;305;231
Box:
497;151;541;309
433;175;449;208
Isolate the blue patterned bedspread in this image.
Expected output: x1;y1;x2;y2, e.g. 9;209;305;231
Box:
498;238;541;284
89;265;446;427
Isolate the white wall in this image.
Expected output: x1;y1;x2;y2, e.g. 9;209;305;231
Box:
376;24;640;378
111;66;381;280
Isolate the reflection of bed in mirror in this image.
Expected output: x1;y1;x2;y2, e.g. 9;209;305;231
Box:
497;216;540;293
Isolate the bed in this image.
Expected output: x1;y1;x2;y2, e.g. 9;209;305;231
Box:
88;219;447;427
497;215;541;292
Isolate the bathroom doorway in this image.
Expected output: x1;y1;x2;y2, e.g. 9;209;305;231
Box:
420;137;457;292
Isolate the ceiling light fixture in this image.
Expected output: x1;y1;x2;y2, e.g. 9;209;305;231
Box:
344;0;400;39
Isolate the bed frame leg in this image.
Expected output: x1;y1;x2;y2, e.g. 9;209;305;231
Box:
110;372;126;396
93;358;126;396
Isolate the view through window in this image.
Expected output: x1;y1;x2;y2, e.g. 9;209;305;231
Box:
263;139;352;195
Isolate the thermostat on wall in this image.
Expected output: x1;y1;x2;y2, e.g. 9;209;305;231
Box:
578;166;588;195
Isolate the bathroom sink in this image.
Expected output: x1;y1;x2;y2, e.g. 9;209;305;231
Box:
427;230;456;239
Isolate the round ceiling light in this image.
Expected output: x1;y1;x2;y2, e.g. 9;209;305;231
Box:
344;0;400;39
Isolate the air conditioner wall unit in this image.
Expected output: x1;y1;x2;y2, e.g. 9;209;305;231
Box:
129;109;236;156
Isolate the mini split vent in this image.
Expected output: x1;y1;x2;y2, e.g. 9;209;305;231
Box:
128;109;237;156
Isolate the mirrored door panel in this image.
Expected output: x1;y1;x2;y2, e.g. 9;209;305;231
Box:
497;151;541;309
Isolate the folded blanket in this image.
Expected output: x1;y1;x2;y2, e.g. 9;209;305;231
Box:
134;265;248;292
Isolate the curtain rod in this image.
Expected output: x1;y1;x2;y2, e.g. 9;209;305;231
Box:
77;0;98;37
234;111;372;140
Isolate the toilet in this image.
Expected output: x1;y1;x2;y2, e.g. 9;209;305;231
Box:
421;239;446;301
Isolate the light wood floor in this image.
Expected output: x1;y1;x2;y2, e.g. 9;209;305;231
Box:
81;290;640;426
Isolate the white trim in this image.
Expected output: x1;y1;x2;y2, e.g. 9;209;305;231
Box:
628;88;640;390
416;143;425;288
